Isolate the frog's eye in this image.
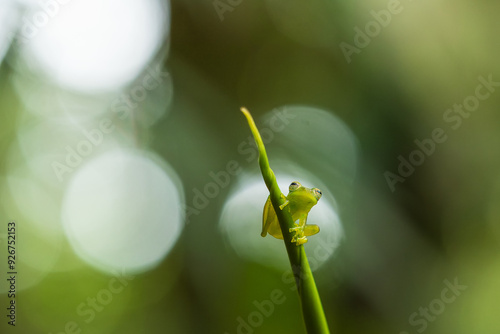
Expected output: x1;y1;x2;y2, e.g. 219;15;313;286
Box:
313;188;322;200
289;181;301;192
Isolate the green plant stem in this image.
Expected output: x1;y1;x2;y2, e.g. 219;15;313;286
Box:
241;107;330;334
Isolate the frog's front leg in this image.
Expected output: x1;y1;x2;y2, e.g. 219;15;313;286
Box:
279;194;289;210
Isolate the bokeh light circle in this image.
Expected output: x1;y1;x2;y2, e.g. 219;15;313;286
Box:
21;0;169;92
62;149;183;274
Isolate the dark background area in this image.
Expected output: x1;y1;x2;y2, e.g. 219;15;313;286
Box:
1;0;499;333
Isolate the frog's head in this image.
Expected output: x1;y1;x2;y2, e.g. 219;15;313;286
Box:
288;181;322;208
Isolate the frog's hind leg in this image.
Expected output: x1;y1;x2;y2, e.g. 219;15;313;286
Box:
262;196;284;239
303;224;320;237
262;196;275;237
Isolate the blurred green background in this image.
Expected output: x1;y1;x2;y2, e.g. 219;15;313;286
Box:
1;0;500;333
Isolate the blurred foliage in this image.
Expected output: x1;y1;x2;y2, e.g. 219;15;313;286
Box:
1;0;500;333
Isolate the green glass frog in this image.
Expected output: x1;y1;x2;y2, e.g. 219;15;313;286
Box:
261;181;322;245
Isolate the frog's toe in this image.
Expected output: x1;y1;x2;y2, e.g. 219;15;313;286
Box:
291;236;308;245
289;226;307;245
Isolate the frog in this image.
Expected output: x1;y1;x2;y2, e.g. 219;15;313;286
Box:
261;181;322;245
